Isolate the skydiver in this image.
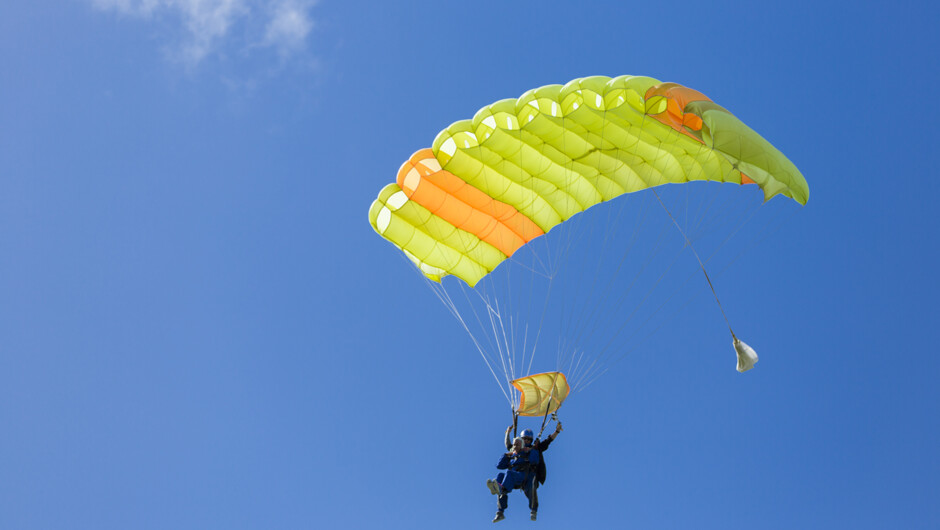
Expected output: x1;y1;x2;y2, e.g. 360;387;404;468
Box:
487;436;537;522
486;422;563;522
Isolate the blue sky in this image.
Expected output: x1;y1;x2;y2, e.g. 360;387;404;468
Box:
2;1;938;528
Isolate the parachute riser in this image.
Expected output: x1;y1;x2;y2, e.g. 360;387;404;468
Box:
536;371;562;440
537;411;560;441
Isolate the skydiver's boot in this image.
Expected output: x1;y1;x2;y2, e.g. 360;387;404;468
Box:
492;511;505;523
486;479;500;495
530;511;537;521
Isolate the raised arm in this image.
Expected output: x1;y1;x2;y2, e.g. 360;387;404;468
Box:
540;422;563;451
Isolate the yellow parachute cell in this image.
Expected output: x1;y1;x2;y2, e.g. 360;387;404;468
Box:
511;372;570;417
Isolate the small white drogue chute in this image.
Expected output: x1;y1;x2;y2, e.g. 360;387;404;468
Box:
734;338;758;373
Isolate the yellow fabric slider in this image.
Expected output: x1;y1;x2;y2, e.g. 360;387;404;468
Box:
511;372;570;417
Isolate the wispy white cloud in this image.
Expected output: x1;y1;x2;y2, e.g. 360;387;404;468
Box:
91;0;316;67
263;1;315;57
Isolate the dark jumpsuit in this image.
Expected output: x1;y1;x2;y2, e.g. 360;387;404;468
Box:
498;432;556;513
495;449;539;513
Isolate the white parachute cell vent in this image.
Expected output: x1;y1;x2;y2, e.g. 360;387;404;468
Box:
386;191;409;210
402;168;421;194
421;157;442;172
440;138;457;156
376;207;391;234
734;338;758;373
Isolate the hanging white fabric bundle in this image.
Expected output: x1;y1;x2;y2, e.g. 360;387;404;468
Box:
734;338;758;372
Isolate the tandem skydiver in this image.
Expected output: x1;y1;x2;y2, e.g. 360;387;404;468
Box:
486;422;563;522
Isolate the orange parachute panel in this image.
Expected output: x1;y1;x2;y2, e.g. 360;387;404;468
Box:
397;149;544;257
645;83;712;142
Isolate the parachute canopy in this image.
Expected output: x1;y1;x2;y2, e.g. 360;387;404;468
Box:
368;75;808;408
368;75;808;287
511;372;570;417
